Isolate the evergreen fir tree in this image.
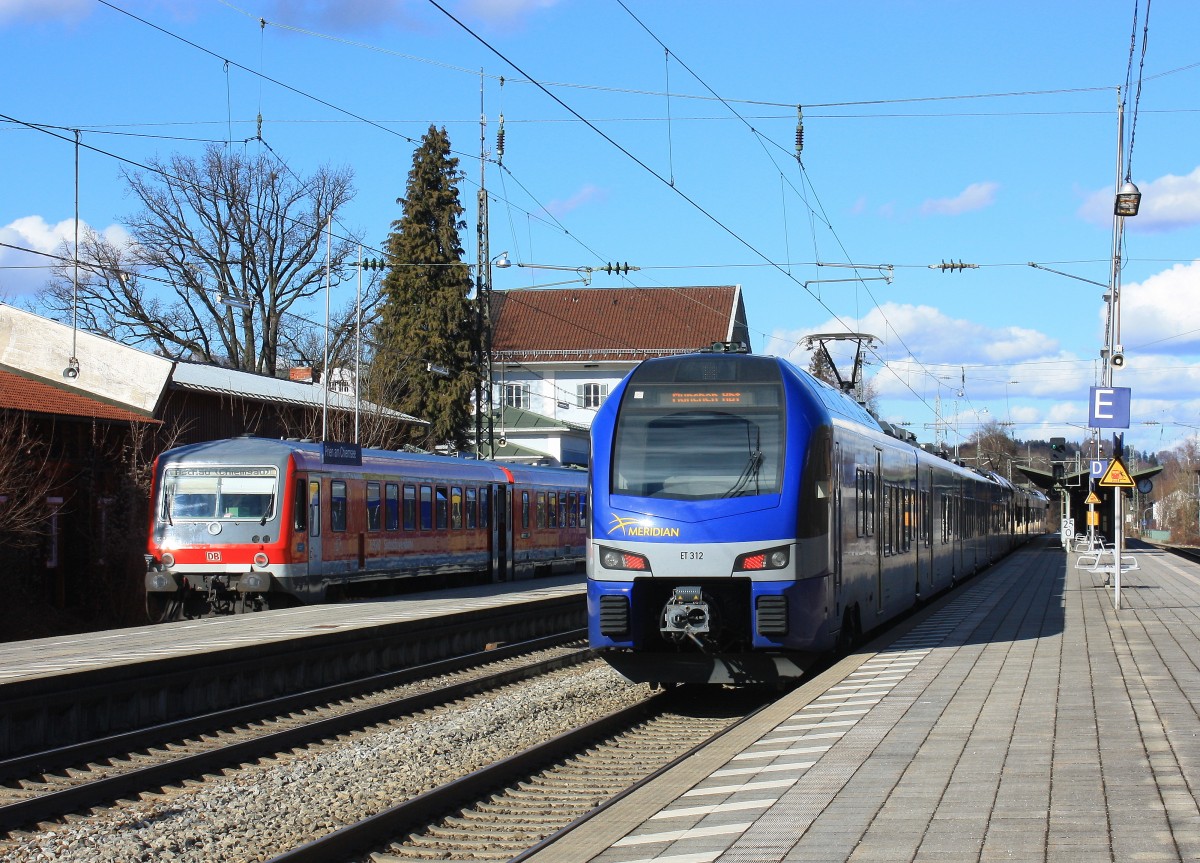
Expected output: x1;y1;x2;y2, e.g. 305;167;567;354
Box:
372;126;478;451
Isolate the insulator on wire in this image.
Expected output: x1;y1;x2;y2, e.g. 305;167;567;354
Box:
929;259;979;273
795;106;804;161
496;114;505;165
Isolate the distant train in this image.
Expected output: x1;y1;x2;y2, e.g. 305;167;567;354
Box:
145;437;587;622
587;344;1049;685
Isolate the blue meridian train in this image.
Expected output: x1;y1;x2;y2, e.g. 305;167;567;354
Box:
587;343;1049;685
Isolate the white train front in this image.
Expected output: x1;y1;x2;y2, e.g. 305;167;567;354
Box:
586;345;1047;685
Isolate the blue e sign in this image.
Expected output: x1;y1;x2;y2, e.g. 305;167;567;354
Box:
1088;387;1131;429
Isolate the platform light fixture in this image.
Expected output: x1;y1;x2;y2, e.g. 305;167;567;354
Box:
216;293;252;311
1115;180;1142;217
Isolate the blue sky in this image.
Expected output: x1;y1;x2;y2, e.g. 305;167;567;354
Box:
3;0;1199;456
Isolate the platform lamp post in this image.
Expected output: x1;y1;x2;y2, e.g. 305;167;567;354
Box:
1106;96;1140;610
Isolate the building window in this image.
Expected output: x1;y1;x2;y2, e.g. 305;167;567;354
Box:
504;383;530;408
578;383;608;408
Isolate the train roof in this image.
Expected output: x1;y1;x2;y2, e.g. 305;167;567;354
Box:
154;436;585;484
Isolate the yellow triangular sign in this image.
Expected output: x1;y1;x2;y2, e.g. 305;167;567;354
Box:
1098;457;1135;488
1085;491;1102;505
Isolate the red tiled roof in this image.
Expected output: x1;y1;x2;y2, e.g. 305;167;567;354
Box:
0;367;157;424
491;286;745;362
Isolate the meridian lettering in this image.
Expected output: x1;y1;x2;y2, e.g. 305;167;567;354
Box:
620;526;681;537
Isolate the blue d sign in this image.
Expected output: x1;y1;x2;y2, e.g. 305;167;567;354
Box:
1088;387;1131;429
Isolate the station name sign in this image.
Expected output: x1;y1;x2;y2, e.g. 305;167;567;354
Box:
322;441;363;466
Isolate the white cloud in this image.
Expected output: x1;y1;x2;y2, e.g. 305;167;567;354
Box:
1078;165;1200;231
773;302;1060;369
0;215;128;297
265;0;422;31
459;0;560;23
1117;260;1200;354
0;0;90;25
919;181;999;216
545;183;606;218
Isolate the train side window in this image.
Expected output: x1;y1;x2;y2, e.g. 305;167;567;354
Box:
331;480;347;532
521;490;530;530
536;492;546;529
558;492;566;528
856;469;876;537
436;486;449;530
480;487;490;528
403;485;416;531
466;487;478;529
547;492;558;528
568;492;577;528
293;475;308;532
420;486;433;531
366;482;382;531
309;480;321;537
580;494;588;524
385;483;400;531
451;486;463;529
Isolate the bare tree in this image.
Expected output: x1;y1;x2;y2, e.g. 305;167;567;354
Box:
970;419;1019;474
41;146;370;376
0;413;63;545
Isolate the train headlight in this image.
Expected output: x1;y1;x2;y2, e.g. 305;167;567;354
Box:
160;552;175;568
253;552;269;568
598;546;650;572
735;545;790;572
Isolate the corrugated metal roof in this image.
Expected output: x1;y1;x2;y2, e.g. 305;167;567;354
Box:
0;367;160;424
491;285;746;363
168;362;426;425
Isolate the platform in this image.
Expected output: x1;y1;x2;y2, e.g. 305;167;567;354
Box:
0;574;583;686
532;539;1200;862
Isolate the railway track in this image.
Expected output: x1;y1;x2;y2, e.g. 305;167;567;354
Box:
269;688;769;863
0;632;589;835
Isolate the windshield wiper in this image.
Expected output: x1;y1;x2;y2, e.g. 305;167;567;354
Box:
723;450;763;497
260;498;275;526
723;425;764;498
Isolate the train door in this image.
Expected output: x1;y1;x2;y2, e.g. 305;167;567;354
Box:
489;483;515;582
875;449;884;615
307;479;322;576
923;467;934;594
833;442;843;600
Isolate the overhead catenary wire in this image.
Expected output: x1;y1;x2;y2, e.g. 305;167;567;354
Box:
18;0;1179;446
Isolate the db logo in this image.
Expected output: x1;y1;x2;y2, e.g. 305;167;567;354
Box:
206;551;222;562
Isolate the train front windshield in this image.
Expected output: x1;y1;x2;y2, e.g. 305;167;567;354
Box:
610;357;785;501
161;466;279;522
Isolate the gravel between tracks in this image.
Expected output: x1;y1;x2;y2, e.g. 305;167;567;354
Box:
1;663;648;863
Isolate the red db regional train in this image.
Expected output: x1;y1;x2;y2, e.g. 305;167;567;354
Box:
144;437;587;621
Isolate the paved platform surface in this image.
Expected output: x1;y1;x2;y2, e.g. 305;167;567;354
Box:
534;538;1200;862
0;574;583;686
